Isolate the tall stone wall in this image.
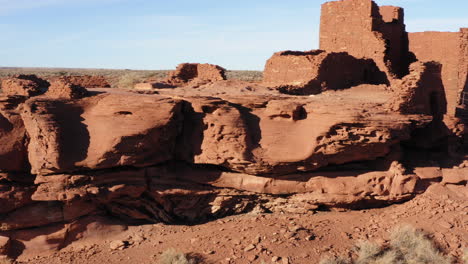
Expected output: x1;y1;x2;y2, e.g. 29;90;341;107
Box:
408;29;467;115
319;0;411;78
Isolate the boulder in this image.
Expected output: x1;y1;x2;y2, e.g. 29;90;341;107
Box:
441;167;468;185
21;92;185;174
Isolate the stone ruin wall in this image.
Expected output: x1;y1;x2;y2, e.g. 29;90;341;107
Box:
409;29;468;115
319;0;411;79
459;28;468;100
263;50;386;95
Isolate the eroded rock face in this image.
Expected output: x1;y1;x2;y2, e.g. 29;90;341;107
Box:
21;93;184;175
0;0;466;258
1;75;49;97
166;63;226;85
176;86;431;175
0;97;29;172
263;50;387;95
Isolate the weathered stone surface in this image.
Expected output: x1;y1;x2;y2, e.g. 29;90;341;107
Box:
390;62;447;118
177;86;431;175
0;96;29;172
45;77;88;99
0;178;35;214
320;0;411;78
166;63;226;85
20;93;184;174
1;75;49;97
441;168;468;185
0;0;465;257
409;28;468;115
263;50;387;95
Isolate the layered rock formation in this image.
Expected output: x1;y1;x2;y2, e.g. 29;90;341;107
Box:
0;0;466;259
263;50;387;95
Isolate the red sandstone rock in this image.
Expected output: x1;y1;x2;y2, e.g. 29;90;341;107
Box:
166;63;226;85
48;75;110;88
0;178;35;214
176;86;431;175
263;50;386;95
441;167;468;185
45;77;88;99
1;75;49;97
320;0;411;78
0;235;10;255
21;93;184;175
0;96;29;172
0;0;466;258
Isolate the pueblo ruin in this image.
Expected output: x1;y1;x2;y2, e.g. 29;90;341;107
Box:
0;0;467;262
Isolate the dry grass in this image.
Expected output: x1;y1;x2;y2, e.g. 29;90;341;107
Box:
320;225;453;264
225;70;262;82
158;248;196;264
0;67;168;89
0;67;263;89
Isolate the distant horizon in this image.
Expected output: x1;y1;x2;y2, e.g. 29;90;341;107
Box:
1;0;467;70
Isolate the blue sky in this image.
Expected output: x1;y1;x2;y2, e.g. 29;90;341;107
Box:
0;0;467;70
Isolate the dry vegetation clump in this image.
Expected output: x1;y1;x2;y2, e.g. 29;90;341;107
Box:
225;70;262;82
158;248;196;264
0;67;169;89
320;225;453;264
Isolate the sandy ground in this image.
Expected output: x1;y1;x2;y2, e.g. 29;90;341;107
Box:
17;183;467;264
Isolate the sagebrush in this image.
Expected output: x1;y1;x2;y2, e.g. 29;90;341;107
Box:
158;248;195;264
320;225;453;264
